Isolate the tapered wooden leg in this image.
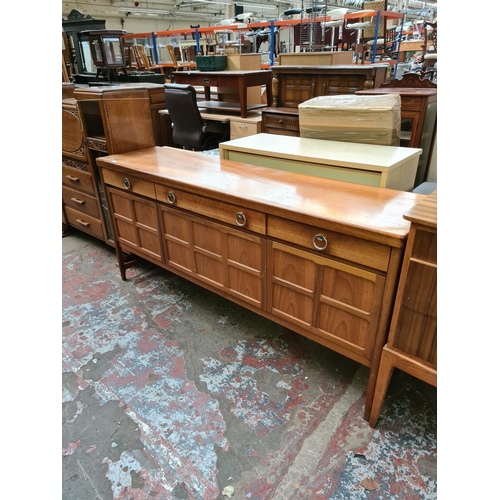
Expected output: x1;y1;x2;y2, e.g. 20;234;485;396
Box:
368;346;397;428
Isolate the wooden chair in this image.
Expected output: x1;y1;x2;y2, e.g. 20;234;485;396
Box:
167;45;191;71
421;21;437;73
132;45;162;73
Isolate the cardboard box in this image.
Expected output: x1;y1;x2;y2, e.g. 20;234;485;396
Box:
218;54;264;104
278;51;354;65
298;94;401;146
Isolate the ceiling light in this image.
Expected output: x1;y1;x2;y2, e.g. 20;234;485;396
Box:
236;3;277;10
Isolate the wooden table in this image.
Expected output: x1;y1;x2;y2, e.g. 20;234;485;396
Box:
368;190;437;427
219;133;422;190
173;69;272;118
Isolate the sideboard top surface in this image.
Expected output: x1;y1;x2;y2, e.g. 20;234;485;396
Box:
271;64;388;73
97;146;424;246
220;134;422;171
403;190;437;228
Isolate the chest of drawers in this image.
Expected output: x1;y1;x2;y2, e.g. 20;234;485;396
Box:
62;96;105;240
96;146;424;420
262;64;389;137
368;191;437;427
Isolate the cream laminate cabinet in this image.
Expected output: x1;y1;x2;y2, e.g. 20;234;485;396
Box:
219;133;422;190
96;146;425;420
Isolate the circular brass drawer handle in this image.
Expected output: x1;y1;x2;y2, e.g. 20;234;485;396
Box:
235;212;247;227
167;191;176;204
313;233;328;251
123;178;131;190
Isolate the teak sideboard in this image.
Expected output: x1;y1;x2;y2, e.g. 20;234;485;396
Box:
96;147;424;419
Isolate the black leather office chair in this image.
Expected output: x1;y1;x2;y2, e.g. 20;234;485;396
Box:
164;83;228;151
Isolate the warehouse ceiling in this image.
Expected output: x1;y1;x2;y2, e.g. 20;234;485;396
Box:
62;0;437;23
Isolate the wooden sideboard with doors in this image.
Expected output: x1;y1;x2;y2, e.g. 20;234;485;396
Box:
96;146;425;419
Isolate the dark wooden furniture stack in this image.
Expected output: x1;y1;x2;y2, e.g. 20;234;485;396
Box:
262;64;389;136
368;190;437;427
356;72;437;187
96;146;424;420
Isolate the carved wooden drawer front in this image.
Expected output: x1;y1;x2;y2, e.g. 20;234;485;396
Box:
267;215;391;272
101;168;156;198
262;112;299;136
267;240;386;363
107;187;163;263
62;186;100;219
64;206;104;240
155;184;266;235
159;205;266;309
62;165;95;196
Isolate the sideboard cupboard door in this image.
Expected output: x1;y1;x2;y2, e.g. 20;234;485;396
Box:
107;187;163;263
159;205;266;309
267;241;386;365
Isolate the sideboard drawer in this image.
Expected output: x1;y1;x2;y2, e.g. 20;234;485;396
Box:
65;206;104;239
155;184;266;235
262;111;299;136
62;165;94;195
101;168;156;198
267;215;391;272
62;186;100;219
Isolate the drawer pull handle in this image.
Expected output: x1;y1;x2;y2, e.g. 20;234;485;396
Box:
239;125;247;129
70;197;85;205
278;119;283;125
76;219;90;227
123;178;131;190
65;175;79;182
235;212;247;227
313;234;328;251
167;191;176;204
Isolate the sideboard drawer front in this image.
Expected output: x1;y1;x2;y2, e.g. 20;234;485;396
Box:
62;186;100;219
262;112;299;136
267;215;390;272
102;168;156;198
155;185;266;235
65;206;104;239
62;165;94;195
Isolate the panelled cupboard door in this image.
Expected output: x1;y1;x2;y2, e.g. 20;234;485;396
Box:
267;241;386;362
107;187;163;263
159;205;265;309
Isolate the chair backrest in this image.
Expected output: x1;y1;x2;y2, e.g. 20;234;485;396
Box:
164;83;205;149
166;45;179;69
132;45;151;70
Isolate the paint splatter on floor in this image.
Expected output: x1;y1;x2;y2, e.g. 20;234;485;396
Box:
62;232;437;500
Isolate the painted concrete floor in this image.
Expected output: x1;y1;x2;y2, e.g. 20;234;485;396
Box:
62;230;437;500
